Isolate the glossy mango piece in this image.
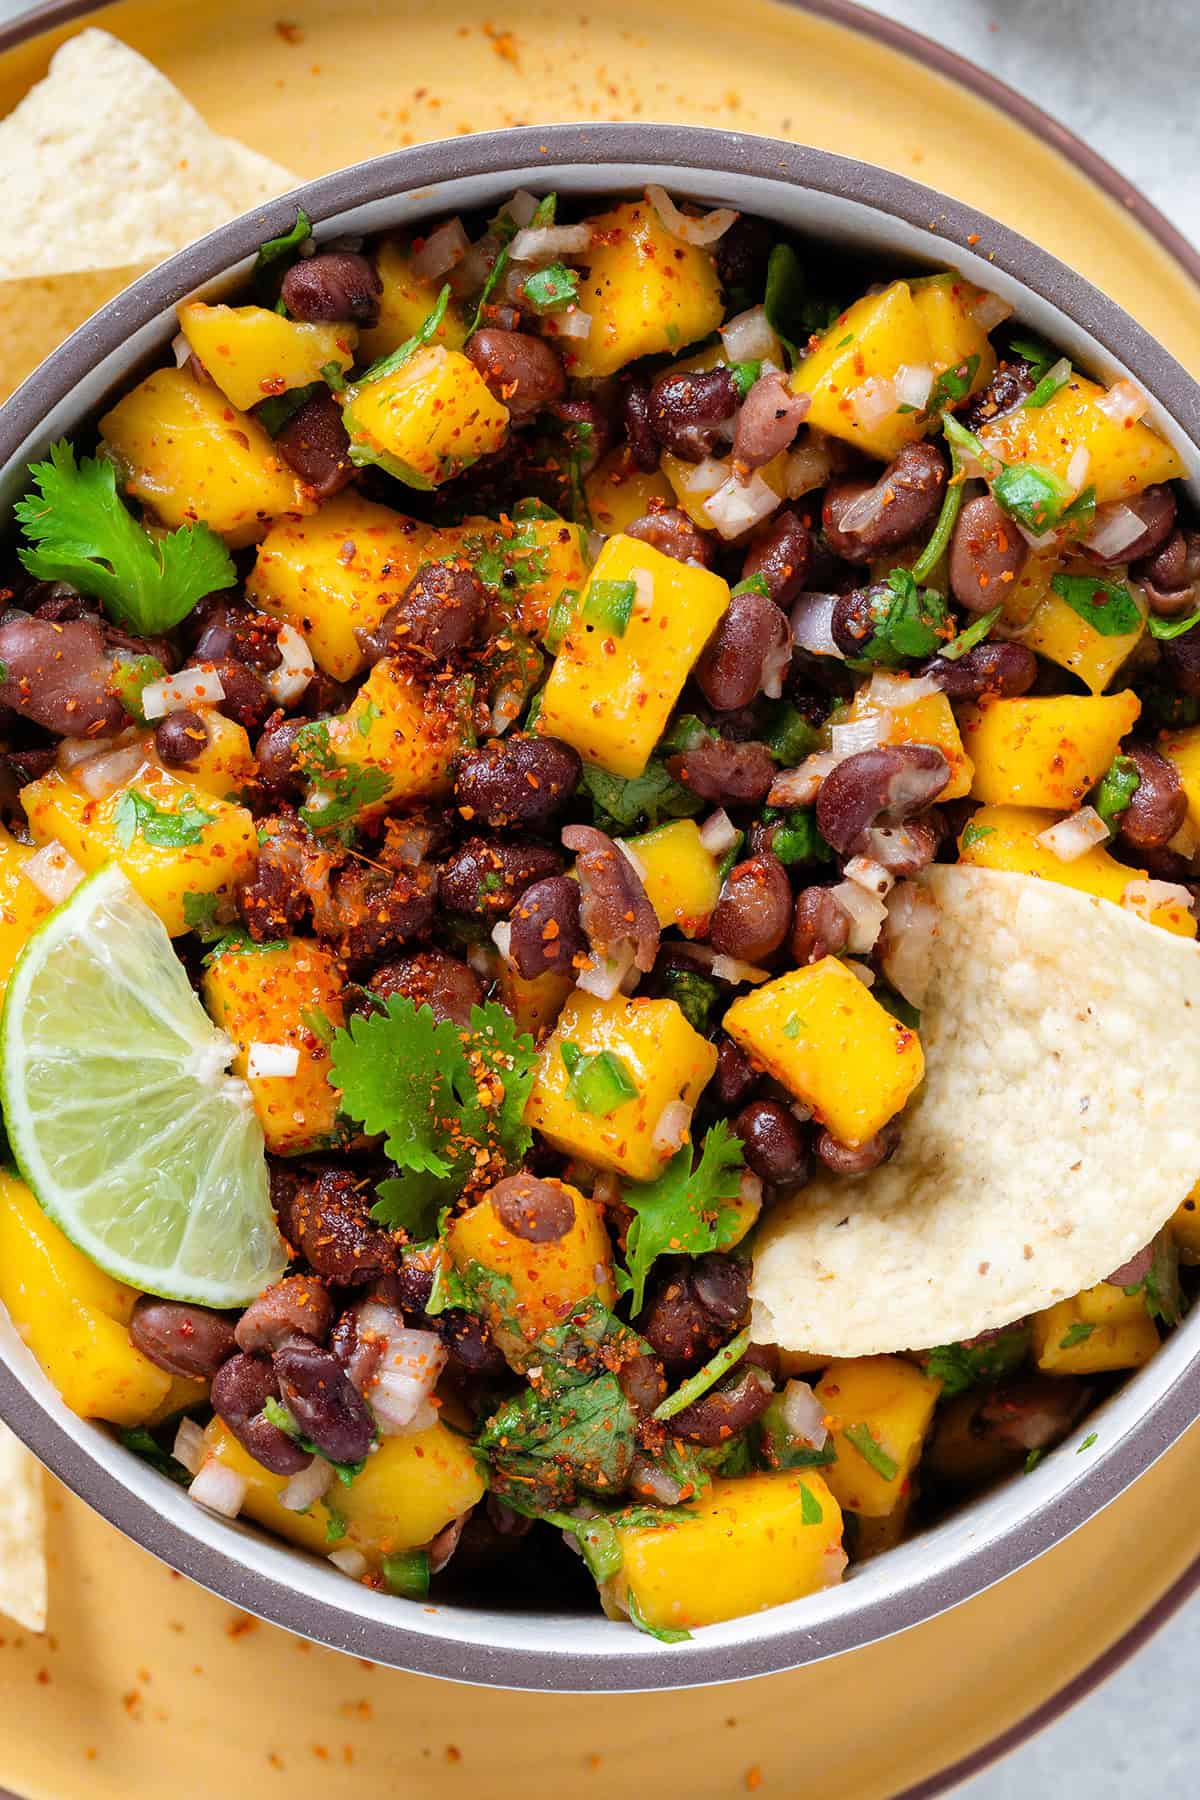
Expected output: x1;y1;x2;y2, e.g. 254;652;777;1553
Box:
979;372;1184;504
1032;1283;1159;1374
569;199;724;379
816;1356;941;1518
0;825;52;999
960;690;1140;810
342;346;508;489
357;237;468;365
177;301;356;412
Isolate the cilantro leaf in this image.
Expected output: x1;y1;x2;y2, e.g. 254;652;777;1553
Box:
1059;1322;1095;1350
654;1326;751;1422
580;760;702;832
261;1396;366;1484
357;284;451;384
763;243;837;361
257;381;322;436
255;207;312;273
959;819;994;849
842;1422;898;1481
1146;608;1200;641
181;890;223;941
923;1327;1031;1396
114;788;213;850
617;1122;746;1315
658;966;719;1034
522;262;579;314
939;604;1002;662
1050;572;1142;638
1024;356;1071;409
627;1590;691;1643
14;441;235;635
293;719;392;835
853;569;949;666
1006;333;1059;381
201;927;287;966
1093;754;1140;833
927;354;980;414
119;1425;192;1488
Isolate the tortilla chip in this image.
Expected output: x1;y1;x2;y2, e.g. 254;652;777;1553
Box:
0;1423;46;1633
0;29;298;280
751;866;1200;1356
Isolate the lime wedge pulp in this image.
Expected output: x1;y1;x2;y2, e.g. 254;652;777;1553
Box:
1;864;286;1306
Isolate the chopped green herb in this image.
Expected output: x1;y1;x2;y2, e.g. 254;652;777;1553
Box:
201;927;287;966
842;1422;898;1481
730;359;762;401
325;1507;347;1544
1007;334;1059;382
659;966;719;1034
1077;1433;1098;1453
357;285;451;384
763;243;837;361
911;449;964;584
762;807;834;866
627;1589;691;1643
181;890;223;941
1050;572;1142;638
799;1483;825;1526
855;568;950;667
1146;609;1200;641
261;1397;367;1484
582;577;636;637
927;353;981;414
923;1328;1031;1396
940;604;1002;661
1024;357;1071;409
544;586;580;655
356;699;381;738
294;719;393;835
959;819;995;848
762;702;820;766
1024;1447;1045;1474
781;1014;802;1040
1093;754;1140;833
257;381;322;436
110;652;167;724
320;360;347;392
522;262;580;314
255;208;312;274
657;714;717;757
560;1042;639;1116
14;441;236;635
1125;1232;1182;1326
381;1550;431;1599
580;761;702;832
730;571;771;600
300;1006;335;1047
1059;1321;1096;1350
616;1122;745;1314
654;1326;751;1422
114;788;213;850
119;1425;192;1488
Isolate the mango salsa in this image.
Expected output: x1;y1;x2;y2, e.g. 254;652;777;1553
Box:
177;301;357;413
1032;1283;1159;1375
297;657;470;825
357;237;468;366
979;372;1184;503
569;199;724;379
961;690;1141;810
816;1356;941;1517
343;346;508;489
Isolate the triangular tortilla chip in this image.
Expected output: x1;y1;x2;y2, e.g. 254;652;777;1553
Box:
0;29;299;280
0;1423;46;1633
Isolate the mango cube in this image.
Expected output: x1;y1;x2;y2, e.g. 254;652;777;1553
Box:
569;199;724;379
623;819;720;939
538;533;730;779
248;493;438;681
0;826;52;998
495;962;573;1039
22;752;258;937
791;282;933;460
1023;579;1145;694
829;679;973;799
200;1419;338;1555
100;366;309;547
0;1172;171;1425
446;1181;615;1366
357;237;468;366
724;959;924;1148
525;991;718;1181
585;450;675;538
979;372;1184;504
343;346;508;489
607;1472;844;1631
202;938;346;1155
910;274;996;394
960;690;1140;809
816;1356;942;1517
177;301;356;413
1032;1283;1159;1374
450;511;589;642
297;658;470;826
172;710;256;803
957;804;1196;937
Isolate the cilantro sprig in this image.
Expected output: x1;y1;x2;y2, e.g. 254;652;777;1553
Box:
14;441;236;635
616;1122;746;1314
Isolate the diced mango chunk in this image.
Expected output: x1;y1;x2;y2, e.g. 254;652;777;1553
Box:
816;1356;941;1517
448;511;589;642
724;959;924;1148
910;275;997;394
342;346;508;489
526;991;718;1182
100;366;310;547
569;199;724;379
791;282;933;461
829;680;973;799
22;751;257;937
957;804;1196;936
177;301;357;413
608;1472;844;1631
960;690;1140;809
202;938;346;1155
585;451;675;538
1032;1284;1159;1374
0;1172;171;1425
623;819;720;938
178;710;257;803
979;372;1184;504
357;238;468;366
0;825;52;998
495;962;573;1039
1023;578;1145;694
446;1181;615;1366
297;659;469;826
538;533;730;779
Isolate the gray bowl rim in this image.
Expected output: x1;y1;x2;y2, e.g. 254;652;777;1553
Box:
1;122;1199;1694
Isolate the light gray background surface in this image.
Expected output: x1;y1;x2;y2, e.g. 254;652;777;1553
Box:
0;0;1198;1792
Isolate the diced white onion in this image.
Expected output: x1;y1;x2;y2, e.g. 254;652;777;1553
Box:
790;591;843;660
552;307;592;341
830;879;888;954
767;750;840;808
645;184;737;247
830;714;890;757
844;957;876;986
835;480;890;536
1122;877;1196;922
75;742;146;799
614;839;649;880
847;376;897;430
720;306;780;364
1096;378;1148;424
411;217;469;281
844;855;895;898
894;362;933;410
264;624;314;705
246;1042;300;1079
501;189;540;228
704;471;779;540
865;671;942;710
673;455;730;500
1012;517;1060;553
633;1458;687;1506
188;1459;247;1518
630;567;655;620
510;223;593;263
281;1456;335;1512
328;1547;368;1579
970;290;1014;330
1084;502;1147;561
709;954;772;985
576;939;637;999
172;1417;206;1477
171;330;191;367
652;1099;694;1155
468;940;500;981
879;880;940;1007
784;435;835;500
57;734;115;771
368;1328;448;1436
141;664;225;721
761;631;791;699
490;920;514;967
1035;806;1110;862
21;841;84;905
1066;445;1091;495
739;1170;763;1210
781;1380;828;1448
699;809;739;855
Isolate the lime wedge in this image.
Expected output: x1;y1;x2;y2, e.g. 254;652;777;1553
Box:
1;863;286;1306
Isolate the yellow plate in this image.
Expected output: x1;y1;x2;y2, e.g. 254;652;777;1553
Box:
0;0;1198;1792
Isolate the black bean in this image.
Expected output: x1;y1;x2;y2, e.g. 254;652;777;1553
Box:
274;388;354;499
814;1123;899;1175
0;615;125;736
639;1254;750;1369
732;372;809;472
271;1162;397;1287
830;583;886;658
790;886;850;965
454;734;580;829
960;358;1035;432
1136;527;1200;616
312;860;437;966
368;950;482;1027
433;1308;508;1378
507;874;585;979
466;329;565;419
816;745;950;855
1118;744;1186;852
129;1296;238;1379
281;251;382;325
924;640;1037;699
235;1275;333;1356
671;1365;773;1445
709;853;793;962
490;1172;576;1243
273;1337;375;1465
822;443;947;560
439;837;563;918
154;708;209;769
949;494;1029;613
1086;486;1177;569
734;1100;810;1187
622;382;659;472
254;714;307;801
625;507;715;567
741;510;813;607
553;398;611;474
715;215;772;296
666;737;775;805
714;1036;758;1109
211;1352;310;1475
561;823;660;973
864;816;941;876
1159;626;1200;696
206;656;274;733
193;602;282;673
357;562;486;664
695;588;791;711
647;366;738;461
